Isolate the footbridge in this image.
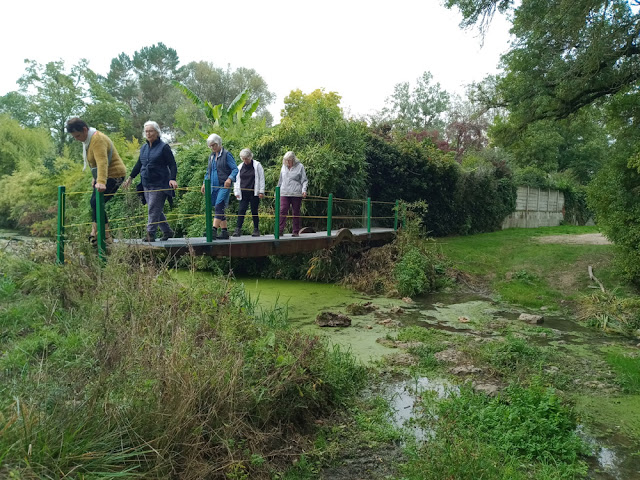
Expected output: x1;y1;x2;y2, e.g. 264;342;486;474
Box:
56;180;402;262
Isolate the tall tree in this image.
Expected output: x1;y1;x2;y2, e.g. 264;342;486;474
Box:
182;62;275;124
446;0;640;127
105;43;185;135
381;71;450;132
16;59;90;154
445;96;491;161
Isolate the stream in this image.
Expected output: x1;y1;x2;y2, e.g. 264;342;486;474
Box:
235;276;640;480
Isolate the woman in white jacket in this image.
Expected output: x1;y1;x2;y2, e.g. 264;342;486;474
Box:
277;151;308;237
233;148;265;237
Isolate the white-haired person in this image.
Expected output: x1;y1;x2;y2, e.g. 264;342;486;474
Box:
123;121;178;242
232;148;265;237
200;134;238;239
277;151;308;237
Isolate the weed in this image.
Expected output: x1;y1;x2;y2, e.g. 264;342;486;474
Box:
577;290;640;335
395;247;432;297
478;335;545;377
401;382;589;479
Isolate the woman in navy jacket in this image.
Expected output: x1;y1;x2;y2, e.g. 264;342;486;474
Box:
123;121;178;242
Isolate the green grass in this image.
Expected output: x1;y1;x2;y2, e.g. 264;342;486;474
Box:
436;225;628;308
605;349;640;394
401;382;589;479
0;248;369;479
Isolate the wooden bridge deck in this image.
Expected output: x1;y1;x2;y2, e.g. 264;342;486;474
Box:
114;227;396;258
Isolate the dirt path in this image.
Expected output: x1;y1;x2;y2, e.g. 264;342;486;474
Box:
536;233;611;245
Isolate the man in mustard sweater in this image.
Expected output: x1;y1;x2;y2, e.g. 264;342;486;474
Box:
66;117;127;244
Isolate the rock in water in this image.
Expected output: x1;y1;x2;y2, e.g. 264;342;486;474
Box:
316;312;352;327
518;313;544;324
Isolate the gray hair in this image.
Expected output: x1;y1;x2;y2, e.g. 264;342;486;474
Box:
206;133;222;147
143;121;161;136
283;151;297;162
239;148;253;160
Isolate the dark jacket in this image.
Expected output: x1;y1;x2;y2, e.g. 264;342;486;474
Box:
131;139;177;190
204;148;237;186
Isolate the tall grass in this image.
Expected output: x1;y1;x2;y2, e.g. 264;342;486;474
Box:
0;245;368;478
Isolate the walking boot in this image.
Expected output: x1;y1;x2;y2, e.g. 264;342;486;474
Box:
232;227;242;237
252;228;260;237
218;229;229;240
161;230;174;241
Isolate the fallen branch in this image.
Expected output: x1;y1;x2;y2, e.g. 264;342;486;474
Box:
588;265;605;292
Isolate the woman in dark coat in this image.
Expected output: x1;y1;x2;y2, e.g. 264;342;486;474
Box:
123;121;177;242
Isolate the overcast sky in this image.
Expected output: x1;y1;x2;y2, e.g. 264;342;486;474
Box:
0;0;512;121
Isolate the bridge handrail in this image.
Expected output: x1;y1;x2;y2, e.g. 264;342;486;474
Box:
56;183;403;263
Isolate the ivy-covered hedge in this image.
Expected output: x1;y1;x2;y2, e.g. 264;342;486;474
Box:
366;133;516;236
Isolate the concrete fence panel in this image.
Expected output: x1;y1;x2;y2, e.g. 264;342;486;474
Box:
502;186;565;229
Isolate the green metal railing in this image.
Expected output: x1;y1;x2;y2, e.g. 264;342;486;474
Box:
56;184;404;264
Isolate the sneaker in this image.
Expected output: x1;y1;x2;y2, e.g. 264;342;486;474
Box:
252;228;260;237
218;230;229;240
232;228;242;237
144;233;156;242
161;231;174;241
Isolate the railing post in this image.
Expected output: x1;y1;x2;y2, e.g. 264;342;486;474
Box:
394;199;399;231
205;179;213;242
327;193;333;236
95;189;106;261
367;197;371;233
274;186;280;239
56;186;65;264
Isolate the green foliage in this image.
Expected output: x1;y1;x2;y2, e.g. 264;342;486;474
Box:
0;114;54;177
16;59;91;154
379;71;451;133
0;249;367;478
173;82;259;130
395;247;432;297
588;151;640;283
255;89;370;231
450;0;640;128
402;382;589;479
605;349;640;394
480;335;544;375
180;62;275;125
367;132;516;236
105;43;186;136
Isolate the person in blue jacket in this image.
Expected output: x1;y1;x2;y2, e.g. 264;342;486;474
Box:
123;121;177;242
200;133;238;239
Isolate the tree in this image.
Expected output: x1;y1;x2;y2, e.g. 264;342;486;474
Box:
105;43;185;135
16;59;90;154
173;83;260;129
445;96;490;161
182;62;275;124
446;0;640;127
0;91;35;127
381;71;451;132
